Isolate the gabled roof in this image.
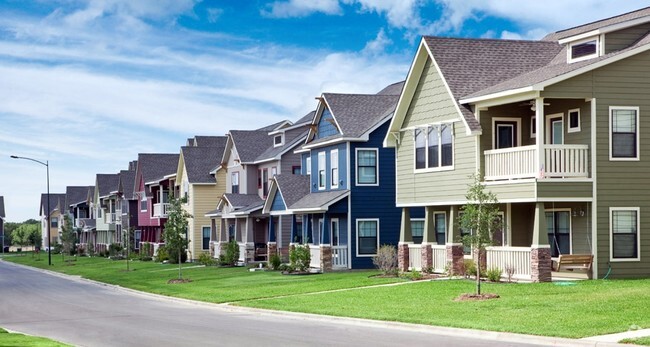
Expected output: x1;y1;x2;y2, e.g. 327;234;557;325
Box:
289;190;349;213
216;193;264;216
376;81;405;95
118;170;137;199
96;173;120;198
255;130;309;163
257;120;292;132
0;196;5;219
136;153;180;185
66;186;93;207
40;193;66;216
180;145;225;183
192;136;227;148
263;174;310;214
229;130;275;163
542;7;650;42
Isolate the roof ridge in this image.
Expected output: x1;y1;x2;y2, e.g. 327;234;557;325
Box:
552;6;650;35
423;35;552;44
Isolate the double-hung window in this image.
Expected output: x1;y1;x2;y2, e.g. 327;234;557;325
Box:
262;169;269;196
356;149;378;185
140;192;147;211
610;107;639;160
610;208;640;261
231;172;240;194
202;226;210;250
411;219;424;244
331;149;339;188
357;219;379;256
415;124;453;170
51;217;58;228
318;152;326;189
434;212;446;245
305;157;311;175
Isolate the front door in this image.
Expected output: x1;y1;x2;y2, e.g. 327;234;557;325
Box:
495;121;518;149
546;114;564;144
330;218;340;246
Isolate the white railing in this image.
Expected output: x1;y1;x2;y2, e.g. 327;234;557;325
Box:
408;244;422;271
431;245;447;273
309;245;321;268
332;246;348;269
484;145;589;181
104;213;116;223
239;243;249;262
153;203;171;218
486;246;532;280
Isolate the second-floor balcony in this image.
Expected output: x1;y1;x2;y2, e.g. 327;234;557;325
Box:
484;144;589;181
153;203;171;218
104;213;116;224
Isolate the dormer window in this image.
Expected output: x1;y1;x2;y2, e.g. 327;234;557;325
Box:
568;36;600;63
274;134;284;147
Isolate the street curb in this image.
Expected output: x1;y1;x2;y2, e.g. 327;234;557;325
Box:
0;259;630;347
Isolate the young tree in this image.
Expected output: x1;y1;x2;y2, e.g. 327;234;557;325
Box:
163;197;192;280
60;214;76;257
459;174;502;295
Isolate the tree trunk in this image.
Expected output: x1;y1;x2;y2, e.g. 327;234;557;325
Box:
476;251;481;295
178;250;182;280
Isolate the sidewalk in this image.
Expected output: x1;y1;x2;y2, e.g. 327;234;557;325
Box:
582;329;650;343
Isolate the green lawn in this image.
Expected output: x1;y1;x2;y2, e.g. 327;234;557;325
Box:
238;278;650;339
621;337;650;346
0;328;70;347
2;254;401;303
4;253;650;339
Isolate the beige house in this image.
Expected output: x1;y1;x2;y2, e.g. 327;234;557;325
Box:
385;8;650;280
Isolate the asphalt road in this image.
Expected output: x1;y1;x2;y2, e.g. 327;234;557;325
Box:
0;260;596;347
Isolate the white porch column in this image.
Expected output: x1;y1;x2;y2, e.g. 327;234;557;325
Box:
535;97;545;178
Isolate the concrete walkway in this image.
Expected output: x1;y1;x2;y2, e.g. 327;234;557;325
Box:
582;329;650;343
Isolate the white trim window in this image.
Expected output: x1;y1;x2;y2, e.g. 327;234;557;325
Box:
610;207;640;261
568;108;581;133
202;226;211;250
273;134;284;147
434;212;446;245
356;148;378;186
318;151;326;190
531;116;536;138
305;156;311;175
231;172;240;194
610;106;639;160
546;209;571;257
331;218;340;246
357;219;379;256
414;124;453;171
568;36;600;63
331;149;339;188
410;219;424;244
140;192;147;212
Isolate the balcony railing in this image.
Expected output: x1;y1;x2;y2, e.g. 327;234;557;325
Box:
152;203;171;218
484;144;589;181
104;213;116;223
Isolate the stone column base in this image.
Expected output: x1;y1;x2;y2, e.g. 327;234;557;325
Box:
320;245;332;272
397;243;410;272
421;244;433;270
531;247;552;282
446;244;464;275
267;242;277;260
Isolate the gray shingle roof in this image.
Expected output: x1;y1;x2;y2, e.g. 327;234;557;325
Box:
96;174;120;198
257;120;290;132
376;81;405;95
463;31;650;100
289;190;349;211
255;130;308;162
295;111;315;125
223;193;264;213
0;196;5;219
40;193;66;215
118;170;136;200
543;7;650;41
273;174;310;208
137;153;180;184
66;186;92;207
193;136;227;148
322;93;399;138
181;145;225;183
230;130;275;163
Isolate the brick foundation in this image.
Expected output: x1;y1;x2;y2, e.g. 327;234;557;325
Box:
397;243;409;272
421;244;433;270
531;247;552;282
446;244;464;275
320;245;332;272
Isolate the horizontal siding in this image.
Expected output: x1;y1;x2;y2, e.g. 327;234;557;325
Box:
187;184;220;259
485;182;535;201
605;23;650;54
537;181;593;199
548;50;650;278
395;57;475;205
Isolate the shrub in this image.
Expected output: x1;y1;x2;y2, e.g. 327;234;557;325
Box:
87;243;95;257
198;252;215;266
140;242;151;260
109;243;123;257
277;263;292;272
155;245;169;262
140;256;153;262
222;240;240;266
504;265;515;283
289;245;311;272
53;242;63;254
372;245;398;276
487;267;502;282
401;270;422;280
268;253;282;270
464;259;477;277
168;246;188;264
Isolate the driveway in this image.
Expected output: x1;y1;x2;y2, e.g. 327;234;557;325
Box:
0;260;610;347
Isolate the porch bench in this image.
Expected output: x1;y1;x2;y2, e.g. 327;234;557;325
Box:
556;254;593;276
254;244;268;261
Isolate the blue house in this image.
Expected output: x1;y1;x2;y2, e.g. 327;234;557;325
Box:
263;81;415;270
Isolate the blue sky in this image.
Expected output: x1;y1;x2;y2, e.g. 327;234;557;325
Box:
1;0;649;222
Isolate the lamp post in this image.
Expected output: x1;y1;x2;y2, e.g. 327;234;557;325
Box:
10;155;51;266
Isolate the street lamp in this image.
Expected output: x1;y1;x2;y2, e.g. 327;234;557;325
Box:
10;155;52;266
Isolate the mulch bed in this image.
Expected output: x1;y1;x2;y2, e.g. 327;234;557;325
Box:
167;278;193;284
454;293;500;301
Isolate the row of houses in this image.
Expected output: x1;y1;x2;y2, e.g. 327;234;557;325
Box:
40;8;650;280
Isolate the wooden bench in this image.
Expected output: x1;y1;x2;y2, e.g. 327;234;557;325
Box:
254;246;268;261
556;254;593;274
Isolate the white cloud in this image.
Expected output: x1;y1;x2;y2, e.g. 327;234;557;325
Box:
363;28;393;55
207;8;224;23
262;0;342;18
350;0;422;30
